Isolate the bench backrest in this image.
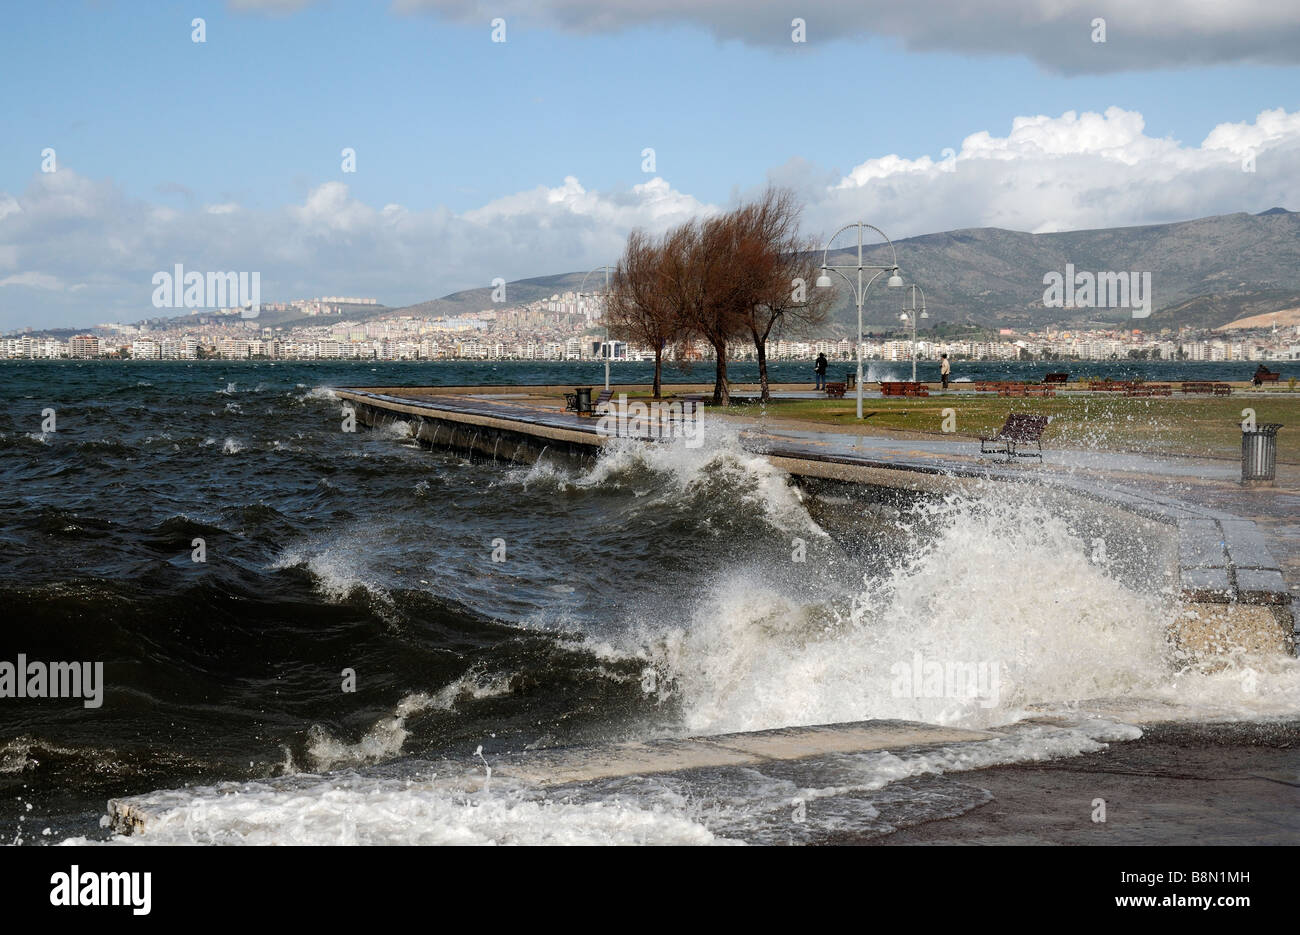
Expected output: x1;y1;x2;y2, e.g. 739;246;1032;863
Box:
999;413;1048;441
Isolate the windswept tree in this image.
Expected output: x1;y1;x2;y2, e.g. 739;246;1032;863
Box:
683;212;750;406
728;189;831;403
609;187;824;407
605;229;688;398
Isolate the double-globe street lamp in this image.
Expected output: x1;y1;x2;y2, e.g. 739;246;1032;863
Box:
577;264;614;390
898;283;928;383
816;223;903;419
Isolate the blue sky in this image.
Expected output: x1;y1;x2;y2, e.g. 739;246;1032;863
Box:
2;1;1298;328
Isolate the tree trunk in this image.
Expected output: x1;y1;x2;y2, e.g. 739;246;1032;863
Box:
652;345;663;399
712;339;729;406
755;334;770;404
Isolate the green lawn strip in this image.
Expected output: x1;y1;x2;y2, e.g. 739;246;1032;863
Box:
570;389;1299;462
724;395;1300;462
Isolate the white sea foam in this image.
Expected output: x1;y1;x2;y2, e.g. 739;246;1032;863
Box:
78;775;731;846
632;490;1300;733
72;718;1136;846
271;539;392;604
296;386;337;403
523;427;824;537
304;675;513;772
221;437;243;455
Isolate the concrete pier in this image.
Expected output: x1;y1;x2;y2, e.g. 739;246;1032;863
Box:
335;386;1296;656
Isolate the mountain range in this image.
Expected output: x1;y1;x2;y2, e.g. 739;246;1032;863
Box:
385;207;1300;334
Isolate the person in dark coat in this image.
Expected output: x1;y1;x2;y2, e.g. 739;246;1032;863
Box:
814;353;828;390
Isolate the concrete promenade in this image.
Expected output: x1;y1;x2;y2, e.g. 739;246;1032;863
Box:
335;384;1298;653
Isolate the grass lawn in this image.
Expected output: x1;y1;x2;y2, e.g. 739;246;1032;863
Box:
722;393;1300;462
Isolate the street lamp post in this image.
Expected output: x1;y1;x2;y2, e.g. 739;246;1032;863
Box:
578;264;614;390
898;283;928;383
816;223;903;419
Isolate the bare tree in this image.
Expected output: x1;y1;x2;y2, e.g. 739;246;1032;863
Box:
612;188;826;408
728;189;831;403
606;229;687;398
685;213;749;406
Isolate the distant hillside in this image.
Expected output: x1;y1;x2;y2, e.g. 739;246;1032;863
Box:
395;208;1300;333
396;271;600;325
817;208;1300;331
1215;304;1300;331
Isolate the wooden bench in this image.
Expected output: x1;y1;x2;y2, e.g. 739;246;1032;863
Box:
1181;381;1232;396
1043;372;1069;384
1125;383;1172;397
879;381;929;397
824;381;847;398
1254;369;1281;386
980;413;1049;461
589;388;614;415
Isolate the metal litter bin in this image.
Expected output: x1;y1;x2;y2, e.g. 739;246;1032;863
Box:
575;386;593;417
845;371;856;390
1242;422;1282;485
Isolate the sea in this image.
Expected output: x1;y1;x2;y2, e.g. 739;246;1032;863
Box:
1;358;1297;845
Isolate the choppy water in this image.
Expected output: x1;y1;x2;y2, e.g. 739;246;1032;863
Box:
1;360;1297;845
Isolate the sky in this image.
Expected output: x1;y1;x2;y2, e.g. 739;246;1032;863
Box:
1;0;1299;330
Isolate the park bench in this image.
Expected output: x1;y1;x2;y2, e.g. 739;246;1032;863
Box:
996;383;1055;398
1125;383;1172;397
980;413;1049;461
1253;368;1281;386
824;381;847;398
1181;381;1232;396
1043;372;1069;384
880;381;929;397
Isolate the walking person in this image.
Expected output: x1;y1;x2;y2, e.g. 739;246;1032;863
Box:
940;353;950;391
813;352;828;391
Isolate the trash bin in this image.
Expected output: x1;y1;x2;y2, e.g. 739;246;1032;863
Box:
575;386;593;417
845;371;856;390
1241;423;1283;485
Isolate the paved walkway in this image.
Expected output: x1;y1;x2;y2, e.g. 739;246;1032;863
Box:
344;388;1300;600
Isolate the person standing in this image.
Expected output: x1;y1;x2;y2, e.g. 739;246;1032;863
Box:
814;352;828;390
940;353;950;390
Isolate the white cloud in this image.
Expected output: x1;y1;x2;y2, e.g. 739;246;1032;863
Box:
391;0;1300;73
811;106;1300;237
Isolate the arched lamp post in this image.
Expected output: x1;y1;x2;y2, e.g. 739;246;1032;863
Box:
578;264;614;390
898;283;928;383
815;223;903;419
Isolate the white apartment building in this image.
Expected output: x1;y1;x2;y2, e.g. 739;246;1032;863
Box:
131;339;161;359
